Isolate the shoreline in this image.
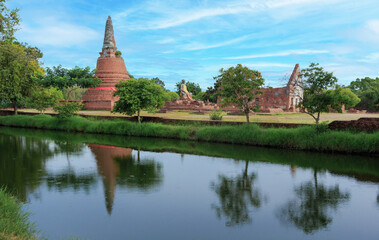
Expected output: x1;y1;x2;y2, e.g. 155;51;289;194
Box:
0;114;377;155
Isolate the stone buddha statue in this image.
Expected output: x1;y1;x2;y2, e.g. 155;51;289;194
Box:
180;80;194;101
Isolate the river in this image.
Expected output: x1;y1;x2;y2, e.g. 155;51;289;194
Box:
0;127;378;240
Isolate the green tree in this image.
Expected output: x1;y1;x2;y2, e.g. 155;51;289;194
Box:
203;79;222;103
348;77;379;111
332;87;360;109
27;86;63;113
41;65;101;100
53;102;83;119
215;64;264;123
175;80;202;96
164;91;180;101
151;77;168;92
299;63;339;124
0;0;20;41
0;42;44;114
113;78;166;123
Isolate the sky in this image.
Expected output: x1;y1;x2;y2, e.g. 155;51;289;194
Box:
8;0;379;91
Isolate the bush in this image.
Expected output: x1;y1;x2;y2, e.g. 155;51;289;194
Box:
115;50;122;57
209;110;224;120
53;102;83;119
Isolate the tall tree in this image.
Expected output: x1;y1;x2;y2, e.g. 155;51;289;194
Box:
40;65;101;100
113;78;166;123
215;64;264;123
27;86;63;113
348;77;379;111
0;0;20;41
0;42;44;114
299;63;339;124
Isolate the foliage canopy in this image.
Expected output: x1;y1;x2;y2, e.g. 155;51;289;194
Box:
113;78;166;123
215;64;264;123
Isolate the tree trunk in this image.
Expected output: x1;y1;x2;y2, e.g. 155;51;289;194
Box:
315;112;320;125
245;111;250;123
137;110;141;123
13;104;18;115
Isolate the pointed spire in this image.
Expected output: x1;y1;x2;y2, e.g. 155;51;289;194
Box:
102;16;117;56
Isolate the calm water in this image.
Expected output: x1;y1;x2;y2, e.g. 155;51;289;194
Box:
0;127;378;240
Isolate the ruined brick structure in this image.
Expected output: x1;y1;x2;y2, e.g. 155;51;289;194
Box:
83;16;130;110
257;64;303;113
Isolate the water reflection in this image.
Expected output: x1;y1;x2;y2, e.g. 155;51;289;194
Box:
278;169;350;234
211;161;261;226
90;144;163;214
0;134;52;201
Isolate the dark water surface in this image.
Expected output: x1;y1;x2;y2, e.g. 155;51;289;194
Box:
0;127;378;240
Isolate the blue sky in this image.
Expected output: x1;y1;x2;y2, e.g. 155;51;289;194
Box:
8;0;379;91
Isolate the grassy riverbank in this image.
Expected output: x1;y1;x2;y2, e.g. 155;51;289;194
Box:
0;114;378;154
0;188;38;240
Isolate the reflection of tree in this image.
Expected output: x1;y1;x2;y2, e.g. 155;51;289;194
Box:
211;161;261;226
278;170;350;234
0;134;53;202
114;149;163;191
46;173;97;193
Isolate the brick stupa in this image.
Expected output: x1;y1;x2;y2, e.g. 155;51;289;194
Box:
83;16;130;110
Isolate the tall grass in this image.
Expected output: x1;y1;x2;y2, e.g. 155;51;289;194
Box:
0;115;377;154
0;188;38;240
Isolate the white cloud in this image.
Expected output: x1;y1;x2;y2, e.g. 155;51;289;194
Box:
352;19;379;45
224;49;329;59
358;52;379;63
182;34;252;51
118;0;344;30
19;21;100;47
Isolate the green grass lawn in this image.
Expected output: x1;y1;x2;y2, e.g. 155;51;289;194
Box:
13;109;379;124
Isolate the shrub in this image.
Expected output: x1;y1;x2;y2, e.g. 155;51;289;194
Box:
115;50;122;57
209;110;224;120
53;102;83;119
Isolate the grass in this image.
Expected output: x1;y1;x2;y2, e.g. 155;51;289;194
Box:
9;108;379;124
0;114;377;154
0;188;38;240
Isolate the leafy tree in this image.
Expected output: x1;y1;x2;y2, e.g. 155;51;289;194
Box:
40;65;101;100
332;87;360;109
0;0;20;41
193;91;204;100
151;77;168;91
348;77;379;111
299;63;339;124
53;102;83;119
175;80;202;96
164;91;180;101
113;78;166;123
215;64;264;123
27;86;63;113
203;79;222;103
0;41;44;114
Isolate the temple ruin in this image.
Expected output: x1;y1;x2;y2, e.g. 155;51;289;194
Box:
83;16;130;110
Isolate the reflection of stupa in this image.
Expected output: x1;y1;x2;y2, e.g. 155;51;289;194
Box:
89;144;132;214
83;16;130;110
